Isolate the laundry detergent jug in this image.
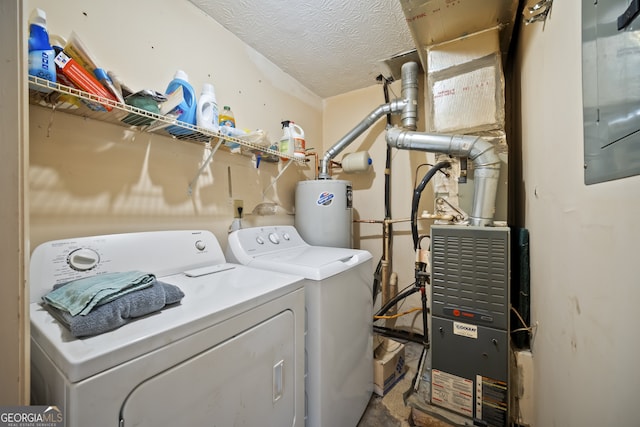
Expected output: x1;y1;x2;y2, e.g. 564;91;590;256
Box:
165;70;197;136
290;122;306;159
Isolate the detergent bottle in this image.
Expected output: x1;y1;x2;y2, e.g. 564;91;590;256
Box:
196;83;219;132
219;105;236;129
219;106;241;149
278;120;294;160
290;122;306;159
28;8;56;92
165;70;197;136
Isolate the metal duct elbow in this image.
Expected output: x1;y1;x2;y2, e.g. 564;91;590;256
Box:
318;103;395;179
318;61;420;179
386;127;501;226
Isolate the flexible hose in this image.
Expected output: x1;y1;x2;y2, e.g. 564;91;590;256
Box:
411;161;451;250
373;325;426;345
383;78;392;220
371;77;393;305
375;285;420;318
372;258;382;304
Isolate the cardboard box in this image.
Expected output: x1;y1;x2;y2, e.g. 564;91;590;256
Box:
373;337;407;396
54;51;116;111
400;0;519;59
401;0;512;48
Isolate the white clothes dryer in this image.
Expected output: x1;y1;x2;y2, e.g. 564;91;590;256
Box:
226;225;373;427
29;230;305;427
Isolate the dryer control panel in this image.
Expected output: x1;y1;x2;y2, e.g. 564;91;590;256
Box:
30;230;224;303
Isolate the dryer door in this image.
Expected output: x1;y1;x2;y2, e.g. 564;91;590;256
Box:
120;310;296;426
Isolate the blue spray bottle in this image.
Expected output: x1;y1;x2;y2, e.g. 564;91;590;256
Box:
28;8;56;92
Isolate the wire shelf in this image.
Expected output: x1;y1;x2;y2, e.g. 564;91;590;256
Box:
28;75;301;164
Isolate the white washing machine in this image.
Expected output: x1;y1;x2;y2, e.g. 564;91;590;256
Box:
29;230;305;427
226;225;373;427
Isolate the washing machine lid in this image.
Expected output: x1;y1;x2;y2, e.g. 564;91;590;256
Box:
249;246;372;280
30;264;304;383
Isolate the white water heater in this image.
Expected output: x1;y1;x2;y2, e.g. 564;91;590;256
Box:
295;180;352;248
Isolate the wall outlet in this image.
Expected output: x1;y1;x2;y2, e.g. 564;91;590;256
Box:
233;199;244;218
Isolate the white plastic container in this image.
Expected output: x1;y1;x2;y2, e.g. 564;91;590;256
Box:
290;123;306;158
196;83;219;132
342;151;372;173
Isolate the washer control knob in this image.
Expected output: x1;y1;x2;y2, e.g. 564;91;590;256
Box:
67;248;100;271
282;232;290;241
256;236;265;245
268;233;280;244
195;240;206;251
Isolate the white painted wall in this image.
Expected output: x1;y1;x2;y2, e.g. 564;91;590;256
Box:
516;2;640;426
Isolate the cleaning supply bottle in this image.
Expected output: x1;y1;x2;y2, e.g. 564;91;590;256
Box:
219;106;236;130
165;70;197;136
47;34;80;109
219;105;239;149
279;120;294;160
290;122;306;159
28;8;56;93
196;83;219;132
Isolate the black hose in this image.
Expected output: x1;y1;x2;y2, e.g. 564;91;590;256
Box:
383;78;394;280
371;77;394;305
372;258;382;304
420;286;429;347
373;325;426;345
375;285;420;318
411;161;451;250
383;78;392;221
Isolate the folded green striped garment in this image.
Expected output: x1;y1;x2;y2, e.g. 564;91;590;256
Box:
43;270;156;316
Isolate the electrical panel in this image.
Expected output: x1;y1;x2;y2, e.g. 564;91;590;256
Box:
583;0;640;184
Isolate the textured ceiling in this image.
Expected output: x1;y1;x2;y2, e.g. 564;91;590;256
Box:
189;0;415;98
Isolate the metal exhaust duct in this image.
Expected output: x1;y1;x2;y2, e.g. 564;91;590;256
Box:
317;60;500;226
385;128;500;226
318;62;419;179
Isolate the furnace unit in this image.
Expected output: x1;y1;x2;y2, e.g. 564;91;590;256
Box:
430;225;511;427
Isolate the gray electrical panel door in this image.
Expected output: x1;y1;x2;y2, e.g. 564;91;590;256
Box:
583;0;640;184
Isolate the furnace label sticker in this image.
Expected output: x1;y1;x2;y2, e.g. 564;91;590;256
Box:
316;191;335;206
453;321;478;339
476;375;508;426
431;369;473;417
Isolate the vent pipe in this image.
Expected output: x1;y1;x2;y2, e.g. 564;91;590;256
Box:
385;128;500;226
318;62;419;179
317;60;500;226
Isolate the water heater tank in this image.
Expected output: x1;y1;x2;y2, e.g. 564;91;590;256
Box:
295;180;352;248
